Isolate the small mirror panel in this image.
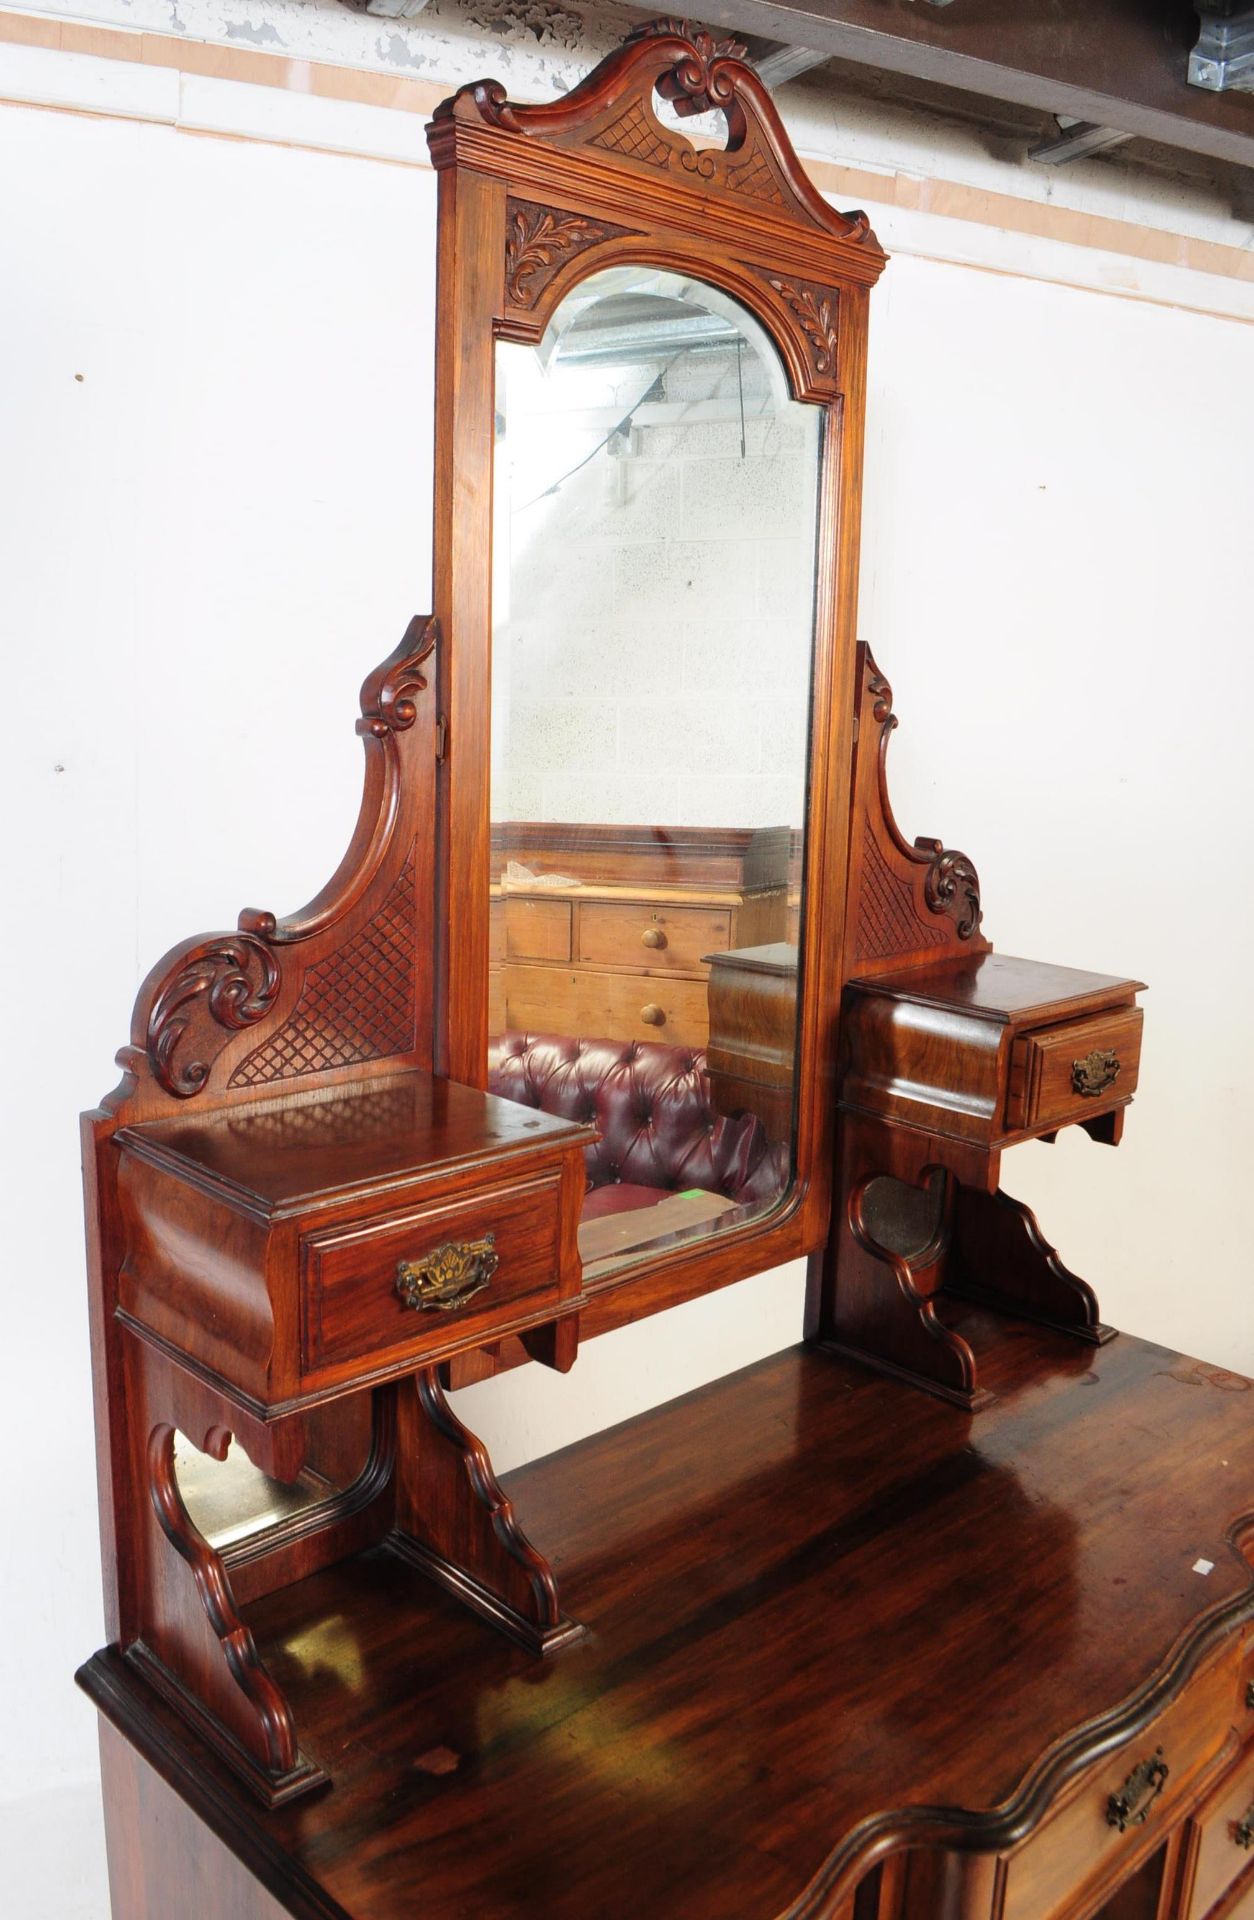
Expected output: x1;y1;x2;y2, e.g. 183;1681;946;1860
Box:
490;266;822;1279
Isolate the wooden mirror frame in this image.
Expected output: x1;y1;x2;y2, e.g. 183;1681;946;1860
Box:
429;18;888;1337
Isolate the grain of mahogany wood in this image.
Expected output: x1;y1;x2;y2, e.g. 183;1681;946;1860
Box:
83;1328;1254;1919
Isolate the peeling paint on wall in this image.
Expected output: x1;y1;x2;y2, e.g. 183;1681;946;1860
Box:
377;29;430;70
466;3;589;51
225;18;284;44
12;0;641;95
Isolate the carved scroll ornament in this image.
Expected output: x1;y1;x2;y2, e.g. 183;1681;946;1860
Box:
113;613;439;1115
853;649;985;968
921;844;982;942
632;18;748;115
356;610;438;740
147;937;281;1099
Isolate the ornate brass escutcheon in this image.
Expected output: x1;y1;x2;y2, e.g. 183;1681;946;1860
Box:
1072;1047;1121;1099
1106;1748;1168;1832
1235;1800;1254;1849
396;1234;498;1313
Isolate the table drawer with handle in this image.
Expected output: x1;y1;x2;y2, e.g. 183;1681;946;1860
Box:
301;1171;569;1385
1006;1006;1143;1135
1002;1642;1241;1920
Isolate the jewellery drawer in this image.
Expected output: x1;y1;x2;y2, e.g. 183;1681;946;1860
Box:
1006;1006;1143;1134
1002;1644;1241;1920
1182;1737;1254;1919
301;1171;568;1385
503;964;711;1046
577;901;730;974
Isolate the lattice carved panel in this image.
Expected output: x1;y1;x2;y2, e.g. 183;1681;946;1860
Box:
726;148;787;207
590;97;673;169
856;825;947;964
230;858;417;1087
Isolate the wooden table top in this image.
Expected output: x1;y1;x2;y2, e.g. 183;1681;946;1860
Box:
115;1069;592;1215
87;1318;1254;1918
853;952;1145;1025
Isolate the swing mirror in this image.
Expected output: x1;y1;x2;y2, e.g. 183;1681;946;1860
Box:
488;264;823;1277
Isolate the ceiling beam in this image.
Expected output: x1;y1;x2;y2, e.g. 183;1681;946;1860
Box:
692;0;1254;169
1029;119;1135;165
740;38;830;89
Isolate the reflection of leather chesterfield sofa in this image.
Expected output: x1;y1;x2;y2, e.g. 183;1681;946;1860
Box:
488;1032;789;1219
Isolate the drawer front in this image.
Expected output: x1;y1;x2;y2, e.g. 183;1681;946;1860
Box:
1008;1007;1143;1133
302;1173;565;1382
504;964;710;1048
577;902;730;974
1185;1741;1254;1919
1002;1646;1240;1920
505;897;572;962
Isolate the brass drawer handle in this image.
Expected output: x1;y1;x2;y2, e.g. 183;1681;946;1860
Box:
1235;1801;1254;1850
641;927;667;950
1072;1047;1121;1099
640;1003;666;1027
396;1234;498;1313
1106;1749;1168;1833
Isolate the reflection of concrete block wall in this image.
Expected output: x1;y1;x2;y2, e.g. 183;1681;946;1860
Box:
493;385;819;831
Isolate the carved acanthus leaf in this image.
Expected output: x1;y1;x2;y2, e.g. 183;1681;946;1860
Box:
505;201;626;310
146;937;281;1098
767;277;839;375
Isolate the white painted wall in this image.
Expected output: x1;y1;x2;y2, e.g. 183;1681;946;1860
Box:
1;17;1252;1917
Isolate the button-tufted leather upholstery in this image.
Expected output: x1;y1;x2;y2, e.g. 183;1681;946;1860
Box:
488;1032;789;1209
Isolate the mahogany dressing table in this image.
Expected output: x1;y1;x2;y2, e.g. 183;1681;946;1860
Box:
76;22;1254;1919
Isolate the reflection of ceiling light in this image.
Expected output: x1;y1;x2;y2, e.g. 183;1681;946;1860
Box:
553;292;740;368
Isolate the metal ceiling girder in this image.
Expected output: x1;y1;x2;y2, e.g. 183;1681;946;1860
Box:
691;0;1254;169
1029;120;1135;165
741;39;831;89
1191;3;1254;92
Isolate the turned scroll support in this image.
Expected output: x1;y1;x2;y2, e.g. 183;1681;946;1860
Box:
946;1185;1115;1345
101;1330;328;1807
390;1366;583;1656
814;1113;1113;1409
138;1422;326;1804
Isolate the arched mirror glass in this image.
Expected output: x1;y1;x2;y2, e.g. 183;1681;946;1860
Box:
489;265;823;1278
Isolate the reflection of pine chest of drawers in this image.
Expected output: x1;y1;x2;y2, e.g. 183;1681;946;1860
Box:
489;824;796;1050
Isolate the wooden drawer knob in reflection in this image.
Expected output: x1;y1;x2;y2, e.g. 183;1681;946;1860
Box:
640;1003;666;1027
641;927;667;950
